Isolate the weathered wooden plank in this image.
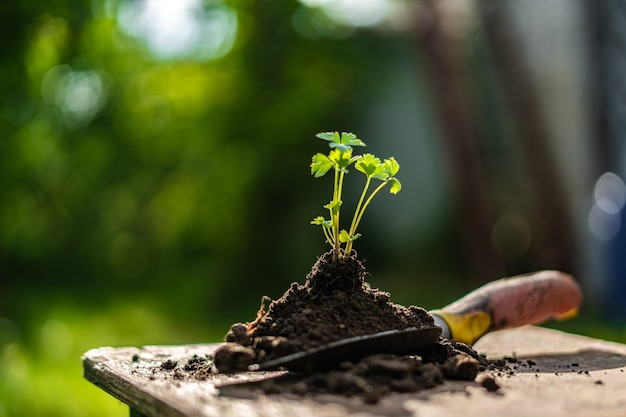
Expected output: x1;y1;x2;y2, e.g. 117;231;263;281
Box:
82;327;626;417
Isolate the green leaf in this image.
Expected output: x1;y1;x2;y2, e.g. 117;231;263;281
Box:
316;131;340;144
383;157;400;177
317;131;365;153
389;178;402;194
311;153;333;177
328;148;353;170
355;153;383;177
311;216;326;225
330;132;366;152
372;170;388;180
318;131;351;152
310;216;333;228
340;132;366;147
339;230;361;242
330;143;352;153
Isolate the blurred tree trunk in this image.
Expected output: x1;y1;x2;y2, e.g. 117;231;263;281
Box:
479;0;578;275
414;0;506;285
586;0;620;175
414;0;580;282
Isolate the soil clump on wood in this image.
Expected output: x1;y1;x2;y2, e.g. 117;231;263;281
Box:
208;251;509;402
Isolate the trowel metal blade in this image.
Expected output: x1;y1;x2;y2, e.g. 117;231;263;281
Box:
249;325;442;372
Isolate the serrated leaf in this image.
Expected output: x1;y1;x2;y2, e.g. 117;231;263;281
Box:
316;132;340;144
389;178;402;194
329;142;352;153
341;132;366;147
383;157;400;177
328;148;353;170
355;153;382;177
328;142;352;152
311;153;333;177
317;131;365;153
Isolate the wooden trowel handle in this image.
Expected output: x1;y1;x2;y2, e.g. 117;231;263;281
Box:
430;271;582;345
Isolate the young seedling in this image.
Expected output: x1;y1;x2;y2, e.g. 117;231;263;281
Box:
310;131;401;262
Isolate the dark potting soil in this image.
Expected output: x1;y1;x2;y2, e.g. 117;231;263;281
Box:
206;251;510;402
215;251;433;370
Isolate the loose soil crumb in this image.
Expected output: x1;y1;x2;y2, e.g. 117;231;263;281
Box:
183;355;215;380
208;251;513;402
152;355;216;381
478;375;500;392
160;359;178;371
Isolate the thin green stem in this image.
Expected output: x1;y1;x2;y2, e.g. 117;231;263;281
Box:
333;164;340;204
332;166;340;251
359;180;388;223
328;166;342;261
344;176;371;256
322;225;334;246
347;180;389;254
335;168;348;259
349;176;371;238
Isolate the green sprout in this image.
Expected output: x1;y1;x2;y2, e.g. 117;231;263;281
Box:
310;131;401;262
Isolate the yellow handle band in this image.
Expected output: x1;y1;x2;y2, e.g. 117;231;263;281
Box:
431;310;492;345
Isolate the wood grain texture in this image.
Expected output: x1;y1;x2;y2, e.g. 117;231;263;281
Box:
83;327;626;417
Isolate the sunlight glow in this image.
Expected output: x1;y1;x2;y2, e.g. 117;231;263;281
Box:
589;172;626;241
299;0;392;28
41;66;109;129
117;0;237;61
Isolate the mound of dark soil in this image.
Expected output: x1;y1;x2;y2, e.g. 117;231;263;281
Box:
212;251;508;402
214;252;433;370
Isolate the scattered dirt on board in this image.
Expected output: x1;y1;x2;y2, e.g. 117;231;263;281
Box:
149;251;516;402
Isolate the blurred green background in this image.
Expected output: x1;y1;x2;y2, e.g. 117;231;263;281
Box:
2;0;626;416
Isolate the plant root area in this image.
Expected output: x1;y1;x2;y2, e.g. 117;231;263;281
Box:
209;252;510;402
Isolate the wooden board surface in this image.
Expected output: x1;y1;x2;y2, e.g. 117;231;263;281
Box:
82;326;626;417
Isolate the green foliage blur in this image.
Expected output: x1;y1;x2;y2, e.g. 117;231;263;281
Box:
3;1;625;416
0;1;453;416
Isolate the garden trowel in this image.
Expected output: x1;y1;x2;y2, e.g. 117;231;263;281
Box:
249;270;582;371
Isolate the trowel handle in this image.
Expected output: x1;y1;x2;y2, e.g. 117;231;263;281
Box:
430;271;582;345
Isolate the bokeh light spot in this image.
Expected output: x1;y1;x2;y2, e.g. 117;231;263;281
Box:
41;66;109;129
299;0;392;28
117;0;238;61
594;172;626;215
589;172;625;241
